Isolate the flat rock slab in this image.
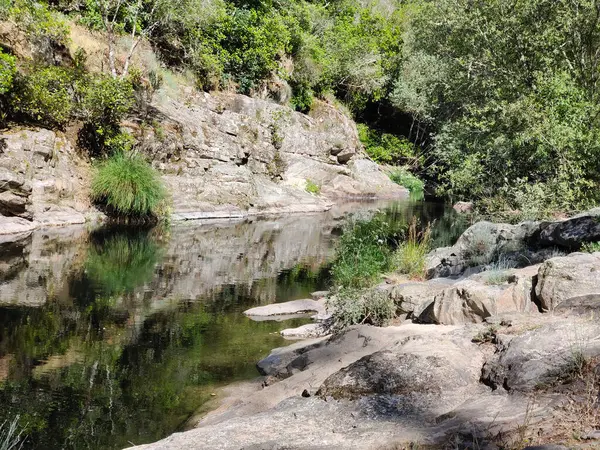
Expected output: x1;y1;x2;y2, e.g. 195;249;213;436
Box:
244;299;326;318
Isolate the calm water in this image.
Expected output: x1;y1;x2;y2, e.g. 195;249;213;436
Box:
0;201;466;449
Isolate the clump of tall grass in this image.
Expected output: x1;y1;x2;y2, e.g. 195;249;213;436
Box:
393;217;431;280
0;415;25;450
91;152;166;219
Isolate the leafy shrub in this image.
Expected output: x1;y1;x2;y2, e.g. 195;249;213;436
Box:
305;179;320;195
0;49;16;124
0;49;16;95
9;0;70;64
91;152;166;218
328;288;397;333
393;218;431;279
389;168;424;194
79;75;134;154
357;123;418;164
582;242;600;253
330;214;402;289
11;65;73;127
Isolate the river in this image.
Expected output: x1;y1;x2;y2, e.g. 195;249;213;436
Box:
0;200;467;449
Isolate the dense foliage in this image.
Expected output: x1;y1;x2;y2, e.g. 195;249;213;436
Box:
392;0;600;217
2;0;600;215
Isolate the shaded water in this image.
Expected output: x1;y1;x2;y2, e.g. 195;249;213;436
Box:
0;201;467;449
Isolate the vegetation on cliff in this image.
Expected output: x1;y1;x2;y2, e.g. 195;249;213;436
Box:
1;0;600;217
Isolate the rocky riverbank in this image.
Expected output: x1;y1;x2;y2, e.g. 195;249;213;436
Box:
0;92;406;237
132;209;600;449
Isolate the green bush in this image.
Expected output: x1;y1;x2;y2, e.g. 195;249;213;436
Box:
330;214;402;289
393;218;431;279
91;152;166;218
328;288;397;333
0;49;16;95
582;242;600;253
11;66;73;127
79;75;134;154
357;123;418;164
389;168;424;194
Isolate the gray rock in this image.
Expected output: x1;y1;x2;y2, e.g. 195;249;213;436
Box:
244;299;326;318
453;201;474;214
538;209;600;249
535;252;600;311
317;331;484;417
482;318;600;392
425;221;539;279
389;278;456;317
416;265;540;324
416;279;506;325
0;168;32;219
256;337;328;378
310;290;329;300
280;323;329;340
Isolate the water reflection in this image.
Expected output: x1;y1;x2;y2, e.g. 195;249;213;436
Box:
0;201;467;449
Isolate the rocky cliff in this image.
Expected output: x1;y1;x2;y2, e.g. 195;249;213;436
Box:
0;93;407;234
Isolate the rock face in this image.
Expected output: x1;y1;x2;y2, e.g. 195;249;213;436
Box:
138;93;407;219
0;129;91;231
535;252;600;312
0;94;407;235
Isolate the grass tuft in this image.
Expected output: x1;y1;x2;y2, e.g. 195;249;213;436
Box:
91;153;166;218
393;217;431;280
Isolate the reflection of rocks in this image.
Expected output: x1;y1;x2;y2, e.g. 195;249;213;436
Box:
0;204;380;309
0;227;88;306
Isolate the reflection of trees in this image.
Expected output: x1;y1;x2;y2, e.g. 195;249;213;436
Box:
84;228;163;297
0;292;307;449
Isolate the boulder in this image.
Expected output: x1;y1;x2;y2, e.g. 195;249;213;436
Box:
244;299;326;319
425;221;539;279
537;208;600;250
389;278;455;316
416;279;506;325
416;266;539;325
317;331;485;417
535;252;600;312
453;201;474;214
482;318;600;392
